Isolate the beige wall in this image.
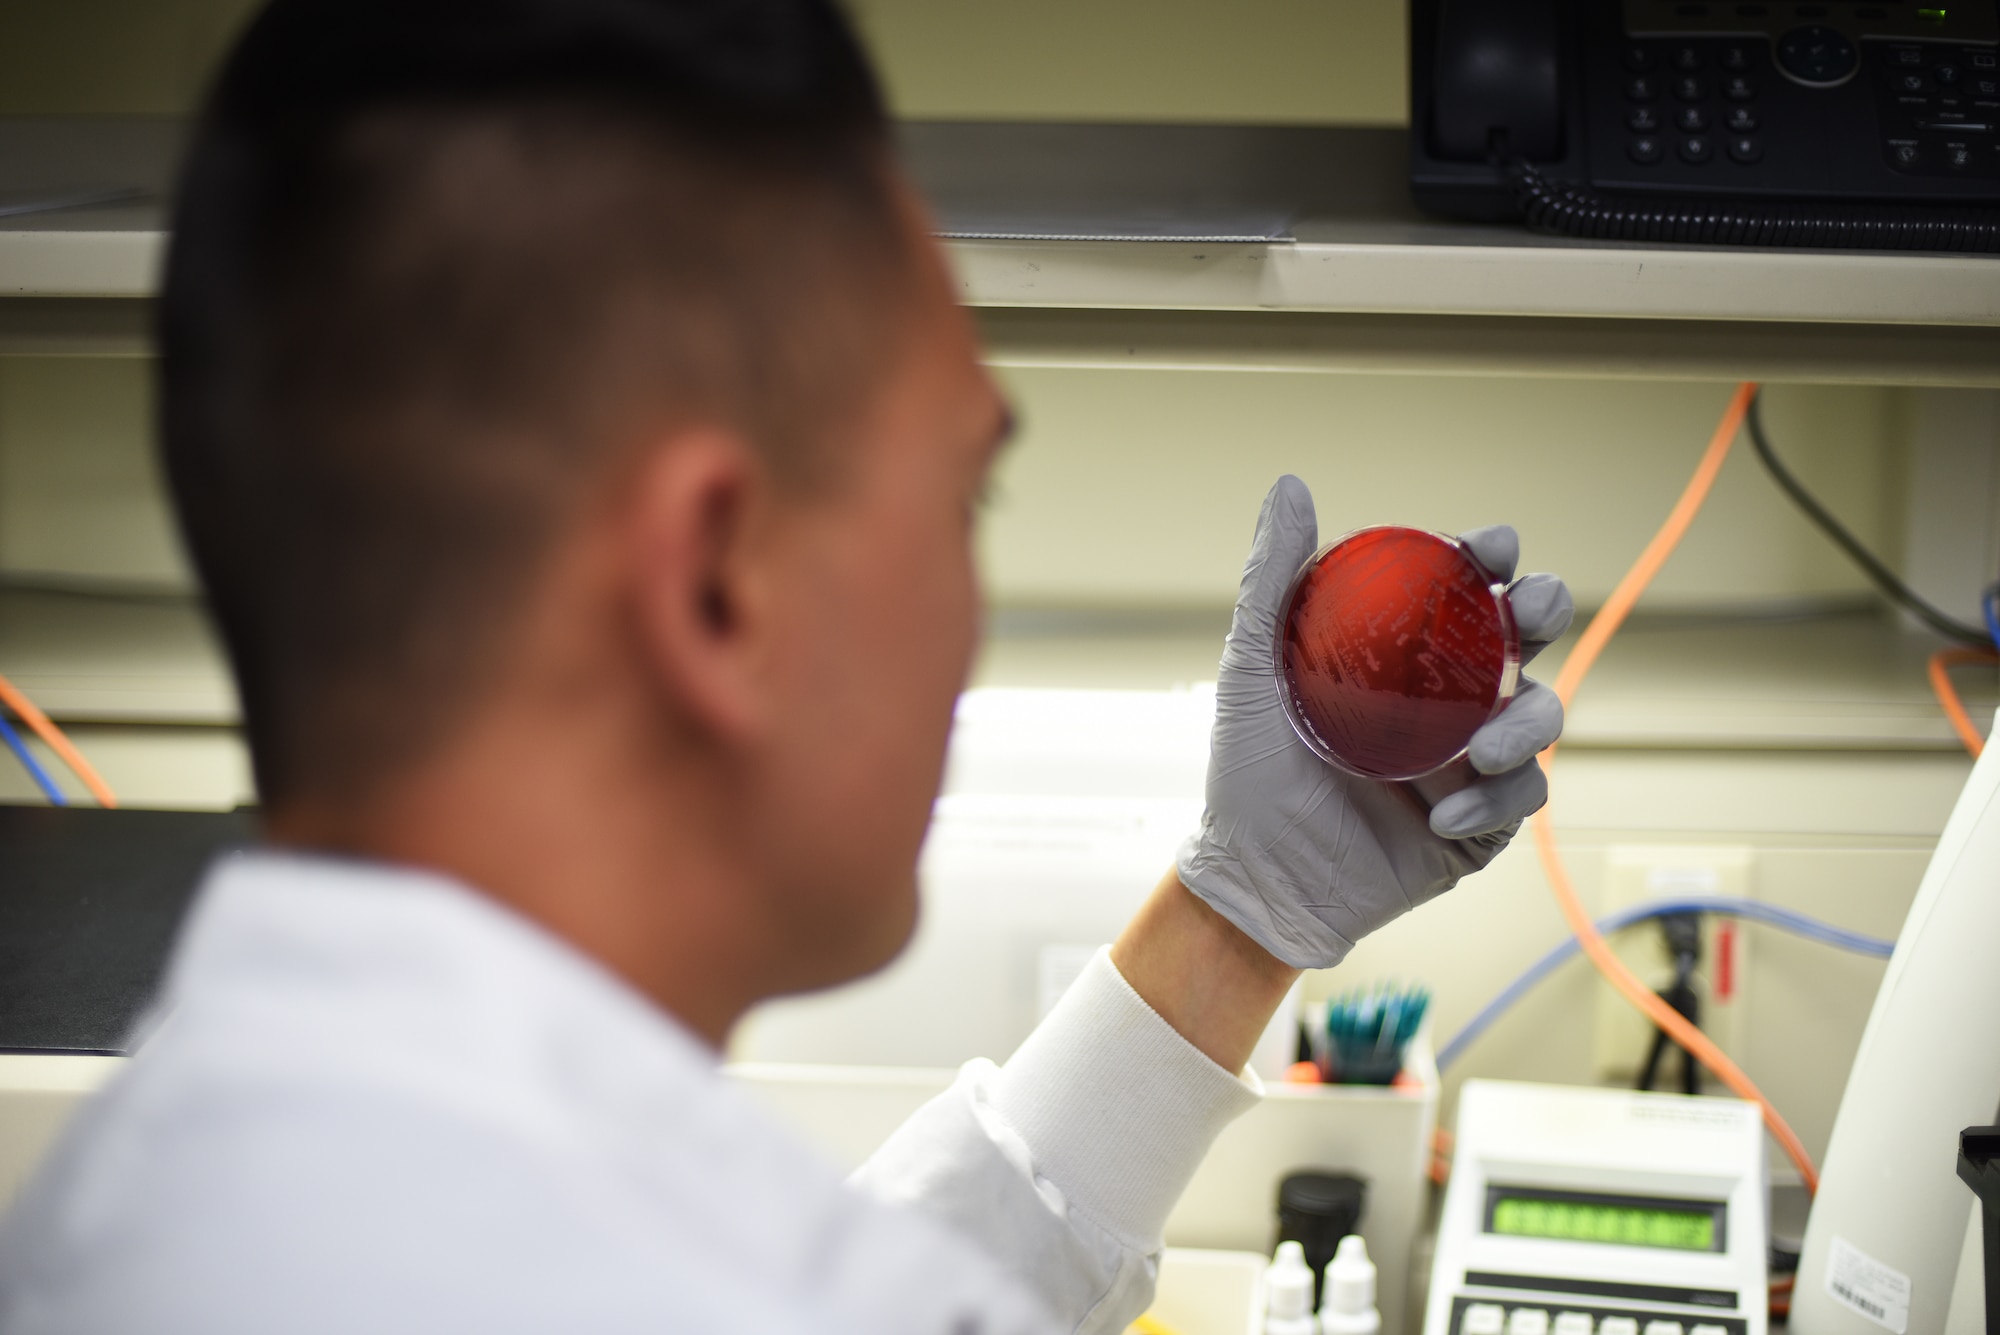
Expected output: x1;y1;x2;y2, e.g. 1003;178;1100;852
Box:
982;372;1903;610
850;0;1407;125
0;356;1909;614
0;0;1408;124
0;358;187;585
0;0;255;116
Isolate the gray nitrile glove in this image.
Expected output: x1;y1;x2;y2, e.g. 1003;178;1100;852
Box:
1176;475;1575;970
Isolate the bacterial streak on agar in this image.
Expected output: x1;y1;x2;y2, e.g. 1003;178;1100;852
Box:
1276;527;1519;782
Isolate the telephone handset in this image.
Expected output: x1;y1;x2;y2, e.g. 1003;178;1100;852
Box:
1410;0;2000;249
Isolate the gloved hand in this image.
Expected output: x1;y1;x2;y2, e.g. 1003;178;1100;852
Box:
1176;475;1574;970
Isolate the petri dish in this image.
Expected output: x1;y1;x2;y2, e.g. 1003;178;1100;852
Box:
1275;526;1519;782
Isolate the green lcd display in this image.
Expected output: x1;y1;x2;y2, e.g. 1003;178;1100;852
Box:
1490;1197;1716;1251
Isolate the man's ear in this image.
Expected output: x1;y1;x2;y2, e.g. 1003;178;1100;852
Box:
623;428;775;743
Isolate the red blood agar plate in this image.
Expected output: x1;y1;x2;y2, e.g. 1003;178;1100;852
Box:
1275;526;1520;782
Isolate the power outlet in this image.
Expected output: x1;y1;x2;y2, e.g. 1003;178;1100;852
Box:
1592;846;1754;1086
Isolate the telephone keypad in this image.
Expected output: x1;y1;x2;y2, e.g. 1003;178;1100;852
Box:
1608;34;1999;183
1615;38;1764;171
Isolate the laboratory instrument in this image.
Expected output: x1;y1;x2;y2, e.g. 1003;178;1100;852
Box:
1277;526;1518;782
1424;1080;1767;1335
1794;706;2000;1335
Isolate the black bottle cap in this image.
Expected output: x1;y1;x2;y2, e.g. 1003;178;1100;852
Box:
1278;1171;1367;1220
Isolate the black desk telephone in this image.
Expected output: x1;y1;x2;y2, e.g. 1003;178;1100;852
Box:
1410;0;2000;248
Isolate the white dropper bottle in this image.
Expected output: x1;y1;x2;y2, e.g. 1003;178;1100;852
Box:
1265;1240;1320;1335
1318;1234;1381;1335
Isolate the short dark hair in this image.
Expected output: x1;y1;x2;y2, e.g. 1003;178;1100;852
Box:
159;0;911;807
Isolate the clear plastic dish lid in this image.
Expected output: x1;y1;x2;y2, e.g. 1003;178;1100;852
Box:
1274;526;1520;783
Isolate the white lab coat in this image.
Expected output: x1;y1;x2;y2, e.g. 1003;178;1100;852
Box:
0;852;1260;1334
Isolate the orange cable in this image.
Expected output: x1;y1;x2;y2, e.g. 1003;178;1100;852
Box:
1548;384;1756;705
1533;381;1820;1195
1928;647;1997;758
0;670;118;808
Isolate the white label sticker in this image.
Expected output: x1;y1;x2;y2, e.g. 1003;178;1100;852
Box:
1826;1235;1912;1334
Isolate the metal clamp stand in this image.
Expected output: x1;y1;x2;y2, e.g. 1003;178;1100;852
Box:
1956;1127;2000;1335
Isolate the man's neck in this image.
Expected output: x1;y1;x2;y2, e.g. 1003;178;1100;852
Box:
266;725;770;1049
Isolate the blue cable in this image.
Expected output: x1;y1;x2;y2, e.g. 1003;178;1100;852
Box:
1983;582;2000;649
1436;896;1895;1072
0;710;65;806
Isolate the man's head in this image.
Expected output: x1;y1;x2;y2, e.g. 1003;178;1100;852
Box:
163;0;1012;1024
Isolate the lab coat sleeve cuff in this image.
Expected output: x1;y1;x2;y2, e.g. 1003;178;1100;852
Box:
988;947;1262;1252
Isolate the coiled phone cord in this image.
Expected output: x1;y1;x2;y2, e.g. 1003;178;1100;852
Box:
1504;157;2000;252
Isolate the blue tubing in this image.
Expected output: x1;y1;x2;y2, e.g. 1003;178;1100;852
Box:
0;711;65;806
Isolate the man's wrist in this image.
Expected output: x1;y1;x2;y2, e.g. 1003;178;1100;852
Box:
1110;869;1302;1075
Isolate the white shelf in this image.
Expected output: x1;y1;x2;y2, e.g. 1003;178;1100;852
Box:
951;224;2000;326
0;226;161;301
972;305;2000;385
907;123;2000;326
914;123;2000;384
0;118;176;303
5;120;2000;343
